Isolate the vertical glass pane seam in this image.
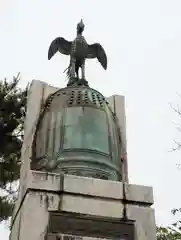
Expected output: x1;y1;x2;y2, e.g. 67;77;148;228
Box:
54;111;62;154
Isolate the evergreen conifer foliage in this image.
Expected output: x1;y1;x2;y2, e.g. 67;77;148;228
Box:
0;73;28;221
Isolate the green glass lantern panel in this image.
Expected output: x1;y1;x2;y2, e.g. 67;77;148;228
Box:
63;107;109;154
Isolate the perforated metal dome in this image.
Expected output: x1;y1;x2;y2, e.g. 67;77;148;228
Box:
45;86;107;109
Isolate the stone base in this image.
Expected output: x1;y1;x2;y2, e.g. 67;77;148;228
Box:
10;171;157;240
67;77;89;87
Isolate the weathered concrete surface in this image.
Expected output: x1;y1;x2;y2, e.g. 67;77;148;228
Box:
18;81;58;200
10;171;157;240
106;95;128;182
107;95;127;154
10;191;49;240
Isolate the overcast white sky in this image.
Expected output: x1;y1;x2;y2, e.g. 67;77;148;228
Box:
1;0;181;238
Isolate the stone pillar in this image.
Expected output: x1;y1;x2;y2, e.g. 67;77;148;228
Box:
107;95;129;182
18;80;58;201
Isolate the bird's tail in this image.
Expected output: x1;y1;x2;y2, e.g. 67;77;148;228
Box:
63;63;72;81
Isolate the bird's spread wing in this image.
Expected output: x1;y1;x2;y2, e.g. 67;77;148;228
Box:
86;43;107;70
48;37;71;60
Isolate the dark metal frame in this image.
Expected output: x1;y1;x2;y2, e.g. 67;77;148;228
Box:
47;212;135;240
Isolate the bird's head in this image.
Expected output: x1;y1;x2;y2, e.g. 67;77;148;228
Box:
77;19;85;34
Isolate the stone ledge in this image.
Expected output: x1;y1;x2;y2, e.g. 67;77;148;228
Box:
60;194;123;218
25;171;154;204
125;183;153;204
11;170;154;230
63;174;123;199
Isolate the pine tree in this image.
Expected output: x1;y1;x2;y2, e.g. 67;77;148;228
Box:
0;73;28;222
156;208;181;239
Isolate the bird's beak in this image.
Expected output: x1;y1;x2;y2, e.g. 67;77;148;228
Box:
80;19;84;27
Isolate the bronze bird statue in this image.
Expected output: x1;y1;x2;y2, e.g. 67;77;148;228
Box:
48;19;107;85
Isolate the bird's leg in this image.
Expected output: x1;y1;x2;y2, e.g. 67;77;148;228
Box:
75;64;79;79
71;58;76;79
81;60;85;80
